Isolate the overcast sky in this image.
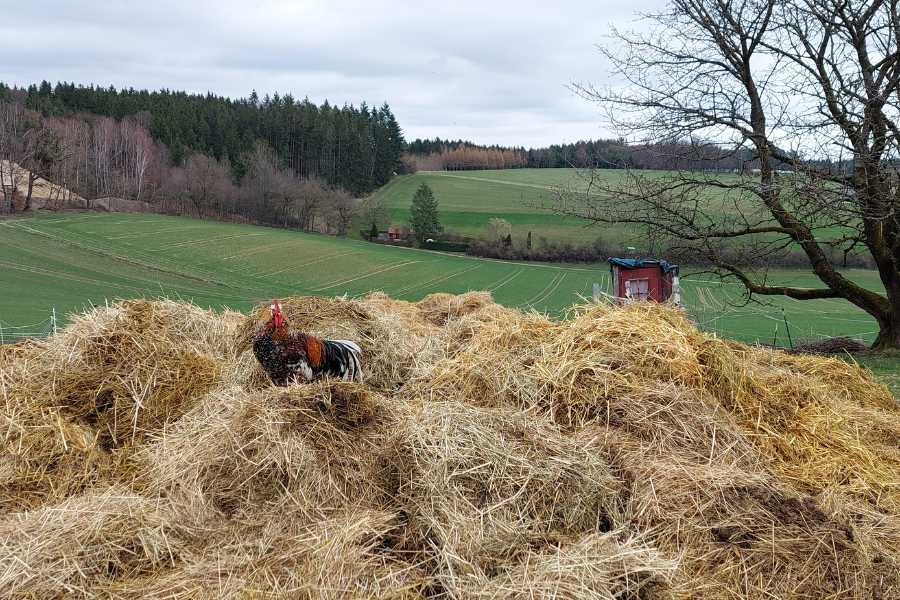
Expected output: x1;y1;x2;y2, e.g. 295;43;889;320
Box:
3;0;662;147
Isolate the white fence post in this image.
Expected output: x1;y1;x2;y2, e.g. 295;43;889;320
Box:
51;307;57;335
592;282;601;302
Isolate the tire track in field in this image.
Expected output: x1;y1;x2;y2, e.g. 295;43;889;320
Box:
520;273;563;306
263;250;360;277
488;268;524;292
314;260;420;292
0;260;149;293
221;240;298;261
393;264;483;296
522;272;568;308
0;257;261;302
149;232;266;250
106;225;209;239
2;222;236;288
533;272;568;306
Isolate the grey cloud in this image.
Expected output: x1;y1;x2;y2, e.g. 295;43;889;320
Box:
2;0;663;147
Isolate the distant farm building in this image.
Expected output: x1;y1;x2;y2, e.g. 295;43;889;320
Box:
387;225;407;241
608;258;681;304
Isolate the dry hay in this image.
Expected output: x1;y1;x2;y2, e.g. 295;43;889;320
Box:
0;486;187;598
9;299;227;447
134;381;402;523
100;510;423;600
0;300;234;511
418;302;900;512
0;294;898;599
390;400;625;596
453;530;678;600
415;290;497;325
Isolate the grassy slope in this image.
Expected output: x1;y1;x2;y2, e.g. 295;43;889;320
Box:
0;212;885;344
371;168;855;247
368;169;608;243
369;168;759;244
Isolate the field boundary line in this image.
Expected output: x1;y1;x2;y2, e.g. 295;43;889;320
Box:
384;244;601;272
427;172;559;192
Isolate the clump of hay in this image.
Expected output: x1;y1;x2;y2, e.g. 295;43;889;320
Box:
0;294;897;599
0;402;112;513
0;486;188;598
100;510;424;600
1;300;232;510
419;301;900;512
453;530;678;600
391;400;623;595
415;290;496;325
792;335;869;355
135;381;402;523
596;437;895;598
12;300;225;448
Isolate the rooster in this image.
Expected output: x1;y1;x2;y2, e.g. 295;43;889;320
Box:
252;299;363;385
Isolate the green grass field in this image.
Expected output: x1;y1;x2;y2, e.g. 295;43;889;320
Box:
0;212;885;347
370;168;857;249
370;168;756;244
369;169;609;243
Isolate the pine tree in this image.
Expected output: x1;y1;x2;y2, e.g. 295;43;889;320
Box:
409;183;442;246
11;81;405;194
369;221;379;240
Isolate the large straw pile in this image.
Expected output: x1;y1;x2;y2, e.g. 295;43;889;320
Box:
1;293;897;599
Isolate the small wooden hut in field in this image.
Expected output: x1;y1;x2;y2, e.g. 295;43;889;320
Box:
608;258;681;304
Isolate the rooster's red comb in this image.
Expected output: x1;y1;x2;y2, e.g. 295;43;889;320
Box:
270;299;285;327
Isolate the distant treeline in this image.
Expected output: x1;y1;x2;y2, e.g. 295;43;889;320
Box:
406;137;809;173
10;81;404;195
0;85;376;234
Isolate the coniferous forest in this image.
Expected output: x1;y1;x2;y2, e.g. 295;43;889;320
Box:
16;81;404;195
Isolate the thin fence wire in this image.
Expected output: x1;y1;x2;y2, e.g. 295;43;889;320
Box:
0;313;55;344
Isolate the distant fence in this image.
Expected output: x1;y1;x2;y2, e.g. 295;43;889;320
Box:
0;309;57;344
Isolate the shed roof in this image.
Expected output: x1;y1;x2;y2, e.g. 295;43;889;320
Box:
608;258;679;274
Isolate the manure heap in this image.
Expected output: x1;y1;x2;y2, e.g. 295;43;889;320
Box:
1;292;898;599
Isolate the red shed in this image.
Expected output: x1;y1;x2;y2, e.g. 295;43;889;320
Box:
608;258;680;304
387;225;406;241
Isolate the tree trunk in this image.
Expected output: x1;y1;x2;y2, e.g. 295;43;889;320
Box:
872;313;900;351
25;173;35;211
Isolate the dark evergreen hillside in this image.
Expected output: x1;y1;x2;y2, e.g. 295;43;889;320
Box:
17;81;404;194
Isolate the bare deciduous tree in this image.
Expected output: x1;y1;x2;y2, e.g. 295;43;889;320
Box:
556;0;900;349
0;102;37;212
356;194;391;232
321;187;356;236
